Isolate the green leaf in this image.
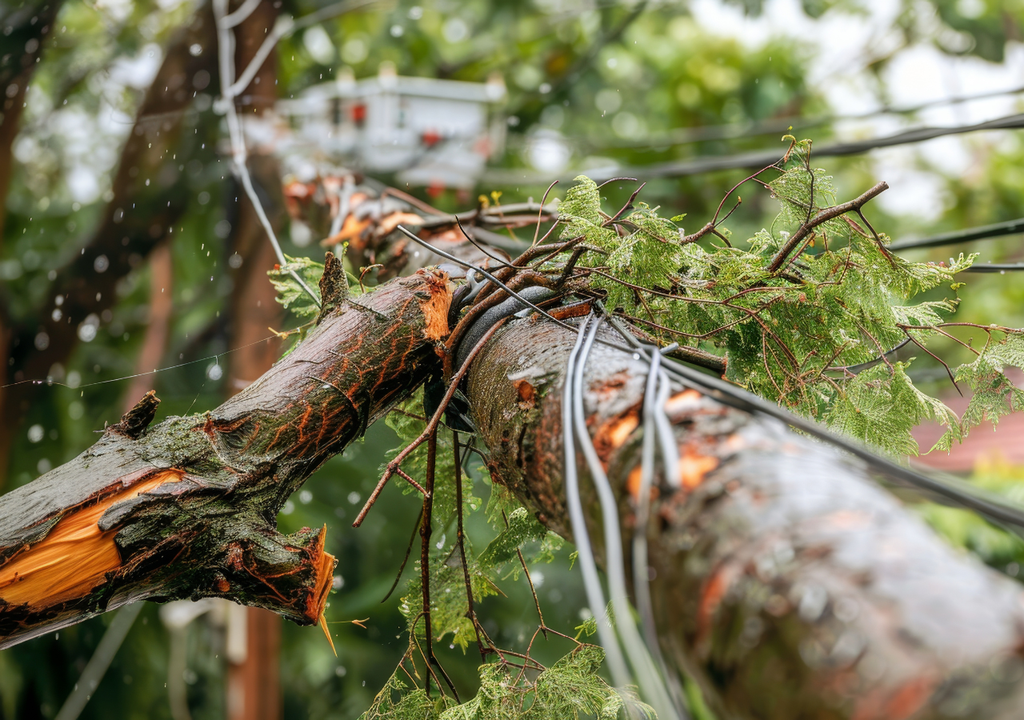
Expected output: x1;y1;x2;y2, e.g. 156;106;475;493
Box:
267;254;324;319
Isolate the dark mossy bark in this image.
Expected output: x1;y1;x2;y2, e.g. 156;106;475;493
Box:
0;267;450;648
466;318;1024;720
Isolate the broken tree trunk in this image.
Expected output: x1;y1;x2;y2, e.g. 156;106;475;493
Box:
0;264;451;647
466;317;1024;720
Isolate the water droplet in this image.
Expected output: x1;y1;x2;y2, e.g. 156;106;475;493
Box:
299;489;313;504
93;255;109;273
206;363;223;381
189;43;203;56
27;424;44;443
77;314;100;343
332;575;344;590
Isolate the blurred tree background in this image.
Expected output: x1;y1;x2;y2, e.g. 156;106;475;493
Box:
1;0;1023;718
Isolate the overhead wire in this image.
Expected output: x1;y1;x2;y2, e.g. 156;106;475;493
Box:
889;217;1024;251
483;111;1024;184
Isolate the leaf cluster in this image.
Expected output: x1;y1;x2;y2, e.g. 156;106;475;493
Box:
560;144;1024;456
360;645;653;720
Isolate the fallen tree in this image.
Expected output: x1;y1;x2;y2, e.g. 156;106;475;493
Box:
5;161;1024;718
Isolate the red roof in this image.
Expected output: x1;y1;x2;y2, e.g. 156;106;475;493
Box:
912;370;1024;473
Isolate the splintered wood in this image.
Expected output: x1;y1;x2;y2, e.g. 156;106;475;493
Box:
418;269;453;341
0;469;182;609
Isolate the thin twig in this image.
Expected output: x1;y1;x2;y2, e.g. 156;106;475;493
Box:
352;320;506;527
767;182;889;273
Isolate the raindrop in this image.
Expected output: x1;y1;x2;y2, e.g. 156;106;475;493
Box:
189;43;203;57
281;500;295;515
228;253;243;269
93;255;109;273
434;533;446;550
347;491;361;504
51;309;62;322
27;424;44;443
332;575;345;590
797;584;828;623
34;332;49;350
390;24;404;37
78;314;100;342
37;458;52;474
335;666;347;677
206;363;223;381
214;220;231;239
299;489;313;504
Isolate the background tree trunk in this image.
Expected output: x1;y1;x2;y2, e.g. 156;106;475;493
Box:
0;6;217;488
221;2;285;717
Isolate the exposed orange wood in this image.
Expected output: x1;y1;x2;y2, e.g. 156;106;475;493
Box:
0;469;183;608
418;271;453;341
305;525;335;624
323;215;371;246
625;465;659;503
379;212;427;236
679;444;719;489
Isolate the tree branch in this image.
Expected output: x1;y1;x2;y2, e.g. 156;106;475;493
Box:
0;267;451;648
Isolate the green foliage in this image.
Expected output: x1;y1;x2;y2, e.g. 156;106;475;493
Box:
363;645;653;720
561;143;1024;457
268;255;325;321
922;456;1024;571
359;672;455;720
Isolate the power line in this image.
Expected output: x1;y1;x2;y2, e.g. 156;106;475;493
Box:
575;83;1024;151
610;112;1024;180
889;217;1024;251
483;111;1024;185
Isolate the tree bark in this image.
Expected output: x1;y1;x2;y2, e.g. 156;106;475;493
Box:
466;317;1024;720
0;263;452;648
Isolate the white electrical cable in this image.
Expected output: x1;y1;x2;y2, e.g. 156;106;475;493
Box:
563;316;628;685
573;317;676;718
